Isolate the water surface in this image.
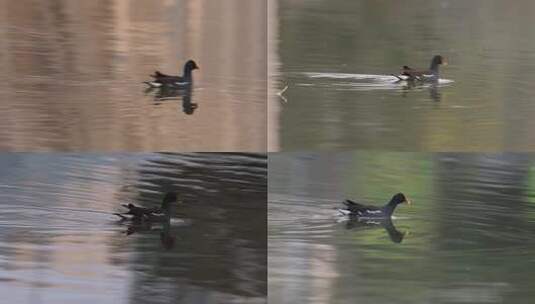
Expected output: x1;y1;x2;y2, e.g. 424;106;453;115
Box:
270;0;535;151
0;153;267;304
0;0;266;151
269;152;535;303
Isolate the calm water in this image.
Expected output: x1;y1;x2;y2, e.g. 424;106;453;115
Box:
0;0;266;151
269;152;535;303
0;153;266;304
270;0;535;151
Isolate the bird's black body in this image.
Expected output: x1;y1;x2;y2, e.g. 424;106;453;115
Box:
115;192;177;222
120;203;159;217
340;193;410;218
394;55;446;81
145;60;199;87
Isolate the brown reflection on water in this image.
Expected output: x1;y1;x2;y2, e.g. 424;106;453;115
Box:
0;0;266;151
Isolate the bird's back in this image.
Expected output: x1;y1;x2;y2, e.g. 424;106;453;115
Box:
151;71;171;78
123;204;159;217
343;200;382;214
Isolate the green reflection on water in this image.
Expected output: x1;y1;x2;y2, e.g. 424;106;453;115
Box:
269;152;535;303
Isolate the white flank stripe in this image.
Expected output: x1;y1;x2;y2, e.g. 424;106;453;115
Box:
367;210;382;214
337;209;351;215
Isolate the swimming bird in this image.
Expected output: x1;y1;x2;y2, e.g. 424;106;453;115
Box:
115;192;177;222
394;55;447;81
145;60;199;88
338;193;411;218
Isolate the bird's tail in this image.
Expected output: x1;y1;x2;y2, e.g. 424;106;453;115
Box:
391;74;404;81
343;199;357;207
143;81;162;88
337;209;351;216
114;213;128;220
151;71;168;78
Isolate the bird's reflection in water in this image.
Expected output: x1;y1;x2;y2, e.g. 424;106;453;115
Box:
159;221;176;250
344;217;407;243
428;83;441;102
145;85;198;115
121;218;177;250
400;80;441;102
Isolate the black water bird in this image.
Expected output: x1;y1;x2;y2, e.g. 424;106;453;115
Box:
394;55;447;81
115;192;177;222
145;60;199;88
338;193;411;219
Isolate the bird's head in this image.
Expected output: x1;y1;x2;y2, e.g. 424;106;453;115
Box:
390;193;411;206
432;55;447;66
184;60;199;71
161;192;178;212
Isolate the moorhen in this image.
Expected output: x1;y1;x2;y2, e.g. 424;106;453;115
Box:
338;193;411;218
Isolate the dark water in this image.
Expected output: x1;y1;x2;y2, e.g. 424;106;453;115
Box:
270;0;535;151
0;153;267;304
269;152;535;303
0;0;266;151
